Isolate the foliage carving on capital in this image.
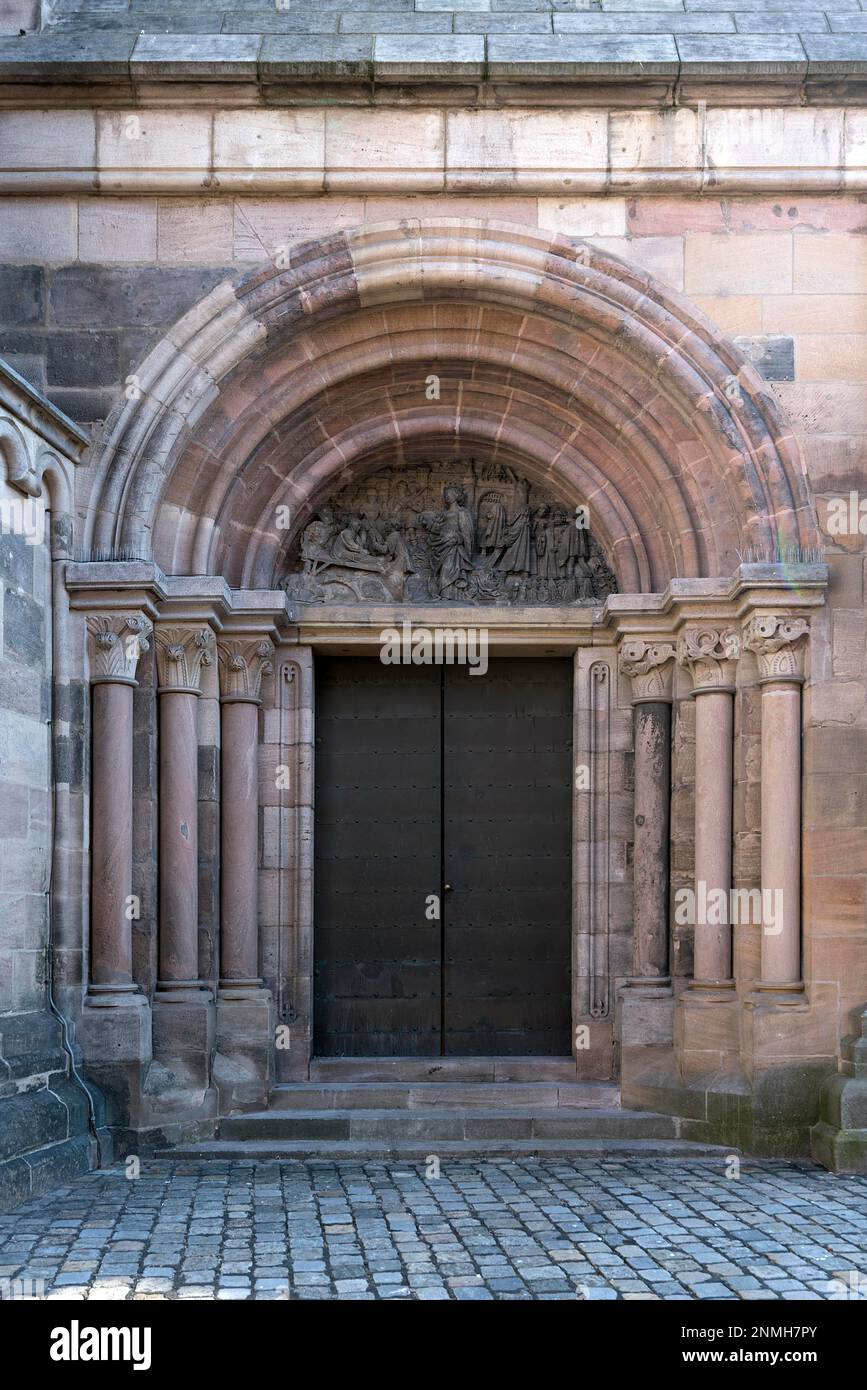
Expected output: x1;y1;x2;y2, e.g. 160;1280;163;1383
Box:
743;613;809;683
676;626;740;692
154;625;215;693
217;638;275;703
618;640;676;703
86;613;152;684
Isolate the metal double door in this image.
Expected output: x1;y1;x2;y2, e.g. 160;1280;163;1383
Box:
313;656;572;1056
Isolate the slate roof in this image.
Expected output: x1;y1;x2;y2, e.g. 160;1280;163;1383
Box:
2;0;867;83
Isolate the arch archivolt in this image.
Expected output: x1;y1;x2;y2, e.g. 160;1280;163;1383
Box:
81;219;817;594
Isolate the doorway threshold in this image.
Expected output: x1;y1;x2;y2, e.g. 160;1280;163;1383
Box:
309;1057;578;1084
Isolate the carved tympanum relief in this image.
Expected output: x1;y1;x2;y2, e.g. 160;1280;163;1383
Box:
279;461;618;606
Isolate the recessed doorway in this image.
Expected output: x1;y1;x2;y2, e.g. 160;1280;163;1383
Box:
313;656;573;1056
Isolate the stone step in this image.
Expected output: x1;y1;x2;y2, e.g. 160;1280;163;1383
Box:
269;1081;620;1111
159;1137;731;1161
219;1107;676;1142
308;1057;579;1084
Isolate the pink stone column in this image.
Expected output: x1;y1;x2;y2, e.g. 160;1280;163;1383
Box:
677;626;741;992
217;638;274;996
86;613;152;1004
154;625;214;997
618;640;676;985
745;614;809;998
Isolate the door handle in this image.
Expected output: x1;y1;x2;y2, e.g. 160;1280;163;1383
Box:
444;883;454;892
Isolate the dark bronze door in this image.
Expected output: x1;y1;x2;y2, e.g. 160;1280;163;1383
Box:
313;656;572;1056
443;660;573;1055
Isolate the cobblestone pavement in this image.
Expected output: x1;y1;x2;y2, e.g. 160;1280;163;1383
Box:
1;1158;866;1301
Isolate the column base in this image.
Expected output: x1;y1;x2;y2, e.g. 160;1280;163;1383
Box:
154;980;212;1003
622;976;672;992
85;984;148;1009
214;989;273;1111
616;980;674;1089
685;979;736;999
676;984;739;1081
746;982;806;1006
218;977;264;1001
79;994;152;1130
151;988;216;1100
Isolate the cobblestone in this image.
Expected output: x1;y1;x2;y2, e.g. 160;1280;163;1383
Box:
0;1158;865;1301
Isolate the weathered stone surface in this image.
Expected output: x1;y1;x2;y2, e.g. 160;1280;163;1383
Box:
78;199;157;264
375;31;484;73
488;33;680;75
49;266;230;328
131;33;262;80
0;266;44;326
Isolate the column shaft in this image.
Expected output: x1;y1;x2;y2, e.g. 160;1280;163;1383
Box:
158;690;201;987
693;688;734;985
744;613;809;998
633;700;672;980
85;611;151;1005
91;680;135;989
220;699;260;986
759;682;802;987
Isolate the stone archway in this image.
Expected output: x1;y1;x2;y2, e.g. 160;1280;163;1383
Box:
66;219;826;1141
82;219;817;586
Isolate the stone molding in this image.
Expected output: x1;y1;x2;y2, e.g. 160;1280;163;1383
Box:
618;640;676;704
80;222;817;592
154;624;215;695
0;106;864;195
217;637;275;705
677;625;740;694
743;613;809;685
85;612;152;686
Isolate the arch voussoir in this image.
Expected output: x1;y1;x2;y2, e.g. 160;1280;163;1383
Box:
82;219;817;591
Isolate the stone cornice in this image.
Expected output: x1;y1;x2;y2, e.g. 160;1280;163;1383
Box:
1;28;867;105
0;102;863;196
64;562;824;656
66;563;298;631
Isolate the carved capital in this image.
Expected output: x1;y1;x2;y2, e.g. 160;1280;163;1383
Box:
618;640;676;704
677;625;740;694
217;637;275;704
743;613;809;684
86;612;152;685
153;625;215;694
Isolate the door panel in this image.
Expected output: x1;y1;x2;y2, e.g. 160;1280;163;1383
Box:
313;656;573;1057
443;659;573;1055
313;658;441;1056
